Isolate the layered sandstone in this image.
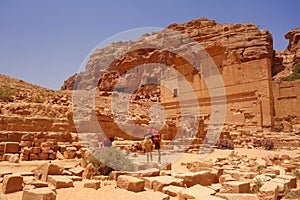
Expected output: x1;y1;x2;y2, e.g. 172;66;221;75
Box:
273;28;300;81
0;74;79;161
60;18;277;140
1;18;300;146
62;18;273;90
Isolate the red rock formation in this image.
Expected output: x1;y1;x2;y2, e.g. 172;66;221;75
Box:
273;28;300;81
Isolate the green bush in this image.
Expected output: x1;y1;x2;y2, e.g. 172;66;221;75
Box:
82;148;137;175
250;178;263;193
294;170;300;179
286;63;300;81
0;85;14;102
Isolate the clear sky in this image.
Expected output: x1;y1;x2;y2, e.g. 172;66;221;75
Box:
0;0;299;90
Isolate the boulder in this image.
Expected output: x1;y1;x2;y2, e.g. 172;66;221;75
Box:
258;181;279;200
220;174;235;183
4;142;19;153
162;185;184;197
269;178;289;193
47;175;73;189
143;176;183;191
29;154;40;161
276;174;297;189
174;171;216;187
220;181;250;193
117;175;145;192
29;181;49;188
136;168;160;177
255;158;267;168
84;180;101;189
2;175;23;194
68;176;83;182
69;166;85;176
178;184;216;200
22;187;56;200
32;163;64;181
82;163;95;179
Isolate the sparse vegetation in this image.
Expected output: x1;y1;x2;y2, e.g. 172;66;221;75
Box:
82;148;137;175
251;178;263;193
257;166;264;173
286;63;300;81
229;151;238;157
0;85;14;102
30;94;45;103
294;169;300;179
261;139;274;150
283;185;299;199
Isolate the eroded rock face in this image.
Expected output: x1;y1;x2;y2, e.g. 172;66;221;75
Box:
273;28;300;81
167;18;273;63
285;28;300;62
62;18;273;91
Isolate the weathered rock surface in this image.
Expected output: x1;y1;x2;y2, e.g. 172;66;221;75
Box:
178;184;216;200
47;175;74;189
22;187;56;200
83;180;101;189
143;176;184;191
2;174;23;194
117;175;145;192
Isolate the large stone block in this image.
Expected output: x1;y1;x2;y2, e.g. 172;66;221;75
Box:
258;181;279;200
84;180;101;189
69;166;85;177
117;175;145;192
135;168;160;177
220;181;250;193
47;175;73;189
82;163;95;179
29;154;40;161
162;185;184;197
178;184;216;200
22;187;56;200
276;174;297;189
32;163;64;182
269;178;289;193
143;176;183;192
4;142;19;153
2;175;23;194
174;171;216;187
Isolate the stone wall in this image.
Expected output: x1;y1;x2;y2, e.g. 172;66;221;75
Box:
273;79;300;118
161;58;274;130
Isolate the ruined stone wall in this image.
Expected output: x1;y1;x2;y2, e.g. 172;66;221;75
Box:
273;79;300;118
161;58;274;130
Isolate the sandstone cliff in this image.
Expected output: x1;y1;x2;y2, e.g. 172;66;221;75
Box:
61;18;274;90
273;28;300;81
0;74;75;133
1;18;299;142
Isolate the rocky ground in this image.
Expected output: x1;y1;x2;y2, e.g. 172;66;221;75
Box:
1;147;300;200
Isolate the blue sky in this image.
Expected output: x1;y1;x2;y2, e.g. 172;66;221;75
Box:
0;0;299;90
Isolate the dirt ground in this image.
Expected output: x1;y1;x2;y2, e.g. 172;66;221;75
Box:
1;148;299;200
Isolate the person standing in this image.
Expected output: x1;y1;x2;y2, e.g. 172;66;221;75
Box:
151;128;161;163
